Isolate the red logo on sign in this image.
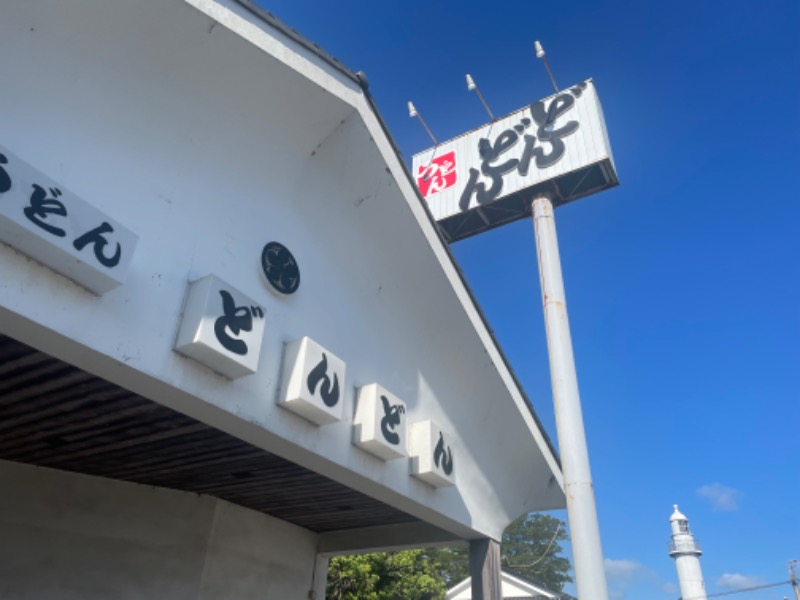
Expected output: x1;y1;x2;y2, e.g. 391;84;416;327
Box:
416;151;457;198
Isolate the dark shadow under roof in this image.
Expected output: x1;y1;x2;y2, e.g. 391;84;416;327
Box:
0;333;419;533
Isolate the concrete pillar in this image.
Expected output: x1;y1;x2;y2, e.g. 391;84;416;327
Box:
309;555;329;600
469;538;502;600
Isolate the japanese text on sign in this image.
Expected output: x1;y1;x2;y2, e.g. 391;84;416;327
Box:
0;145;137;294
411;79;618;241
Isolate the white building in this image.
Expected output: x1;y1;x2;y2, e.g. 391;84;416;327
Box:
669;505;707;600
0;1;565;598
447;570;575;600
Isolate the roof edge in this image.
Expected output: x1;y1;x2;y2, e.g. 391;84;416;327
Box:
232;0;360;85
358;82;562;470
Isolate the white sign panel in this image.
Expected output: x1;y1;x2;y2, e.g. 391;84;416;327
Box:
353;383;407;461
174;274;266;379
0;145;138;294
409;420;455;488
279;336;346;426
412;79;617;241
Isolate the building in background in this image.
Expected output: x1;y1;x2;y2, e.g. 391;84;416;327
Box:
0;1;564;598
669;505;707;600
446;570;576;600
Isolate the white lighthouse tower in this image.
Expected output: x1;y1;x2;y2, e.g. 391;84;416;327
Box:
669;505;707;600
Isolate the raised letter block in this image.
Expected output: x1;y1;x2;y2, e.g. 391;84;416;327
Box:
279;337;346;426
0;144;137;295
409;420;456;488
174;274;265;379
353;384;407;461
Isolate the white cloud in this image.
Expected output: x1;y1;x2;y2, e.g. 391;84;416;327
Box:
605;558;649;582
697;482;741;511
717;573;765;590
604;559;676;600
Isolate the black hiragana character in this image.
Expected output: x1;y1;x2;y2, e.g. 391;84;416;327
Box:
306;353;340;407
458;117;535;212
72;222;122;268
520;92;580;170
0;153;11;194
24;184;67;237
213;290;256;356
380;395;405;445
434;431;453;475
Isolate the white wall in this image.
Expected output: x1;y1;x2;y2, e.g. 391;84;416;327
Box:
0;0;563;545
0;459;322;600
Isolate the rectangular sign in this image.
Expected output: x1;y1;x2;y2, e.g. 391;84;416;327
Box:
0;144;137;294
174;274;266;379
412;79;618;241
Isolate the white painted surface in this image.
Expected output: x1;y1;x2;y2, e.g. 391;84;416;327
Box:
353;383;408;461
0;459;323;600
174;274;266;379
0;144;137;294
279;336;347;426
412;80;613;219
669;505;707;600
446;570;561;599
409;420;456;488
0;0;564;543
533;196;608;600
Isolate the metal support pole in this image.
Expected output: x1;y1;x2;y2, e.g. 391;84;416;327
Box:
541;57;559;93
532;194;609;600
474;88;496;121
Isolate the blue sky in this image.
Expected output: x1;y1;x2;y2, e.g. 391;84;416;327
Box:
256;1;799;598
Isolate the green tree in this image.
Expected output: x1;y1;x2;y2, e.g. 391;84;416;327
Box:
326;513;571;597
500;513;572;591
427;544;469;586
326;553;381;600
430;513;572;592
326;550;446;600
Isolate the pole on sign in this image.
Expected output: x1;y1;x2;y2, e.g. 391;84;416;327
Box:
531;194;608;600
534;41;559;93
408;101;438;146
465;74;496;121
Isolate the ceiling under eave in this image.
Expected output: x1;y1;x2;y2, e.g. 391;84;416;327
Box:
0;333;420;534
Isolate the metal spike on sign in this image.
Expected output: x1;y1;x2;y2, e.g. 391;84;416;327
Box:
465;73;495;121
534;40;559;93
407;100;438;145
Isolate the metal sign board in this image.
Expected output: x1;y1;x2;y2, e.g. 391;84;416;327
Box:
412;79;618;242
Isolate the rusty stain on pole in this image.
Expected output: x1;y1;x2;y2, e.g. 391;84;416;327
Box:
532;193;609;600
